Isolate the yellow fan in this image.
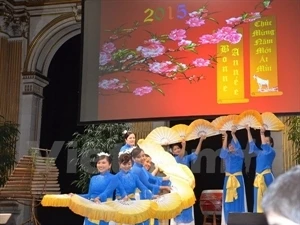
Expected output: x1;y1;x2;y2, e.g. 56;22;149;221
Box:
138;139;177;166
212;115;243;131
211;116;226;129
138;139;165;152
235;110;263;128
171;124;189;140
151;193;182;219
170;176;196;209
162;165;194;188
260;112;285;131
69;195;115;222
186;119;217;141
41;194;71;207
145;126;182;145
106;199;157;224
179;164;195;189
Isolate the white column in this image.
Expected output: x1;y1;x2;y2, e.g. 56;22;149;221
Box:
15;75;48;225
17;74;49;159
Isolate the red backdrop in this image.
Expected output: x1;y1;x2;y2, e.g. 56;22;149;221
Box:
97;0;300;121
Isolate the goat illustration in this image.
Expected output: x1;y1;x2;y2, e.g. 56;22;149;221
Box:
253;75;269;91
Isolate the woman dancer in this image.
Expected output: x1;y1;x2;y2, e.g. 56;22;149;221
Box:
170;136;205;168
169;136;205;225
120;131;136;152
246;125;275;213
131;147;171;225
70;152;120;225
144;154;170;225
220;129;247;225
131;147;171;196
116;152;153;200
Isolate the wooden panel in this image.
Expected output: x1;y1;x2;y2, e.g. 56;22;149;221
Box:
131;122;153;141
278;116;298;171
0;37;22;124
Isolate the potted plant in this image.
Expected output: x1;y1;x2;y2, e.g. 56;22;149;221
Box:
67;123;129;192
0;115;19;187
286;116;300;164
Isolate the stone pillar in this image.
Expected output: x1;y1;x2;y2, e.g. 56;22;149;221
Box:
18;74;49;159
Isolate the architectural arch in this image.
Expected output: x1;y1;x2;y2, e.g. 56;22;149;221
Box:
23;12;81;77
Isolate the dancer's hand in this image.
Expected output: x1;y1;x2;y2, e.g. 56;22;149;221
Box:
163;176;170;181
245;124;250;131
221;131;227;137
181;140;186;147
68;193;74;196
94;197;101;204
122;196;129;201
231;126;237;134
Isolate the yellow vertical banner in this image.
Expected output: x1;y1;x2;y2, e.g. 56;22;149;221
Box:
249;16;282;96
217;29;248;104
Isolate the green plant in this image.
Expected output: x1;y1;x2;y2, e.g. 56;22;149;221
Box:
0;115;19;187
286;116;300;164
66;123;129;192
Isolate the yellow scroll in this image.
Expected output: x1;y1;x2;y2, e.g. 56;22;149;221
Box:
217;28;248;104
249;16;282;96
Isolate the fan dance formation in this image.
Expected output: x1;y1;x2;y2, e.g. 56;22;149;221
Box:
42;110;284;225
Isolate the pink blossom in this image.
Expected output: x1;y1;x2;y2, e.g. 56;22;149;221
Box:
99;52;112;66
178;40;192;47
136;39;166;58
217;26;235;36
186;17;205;27
168;29;187;41
223;32;242;44
217;27;242;44
102;42;116;53
133;86;153;96
199;34;222;44
226;17;242;25
148;61;178;75
98;78;124;90
192;58;210;67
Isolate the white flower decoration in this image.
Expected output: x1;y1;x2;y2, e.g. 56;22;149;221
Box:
97;152;110;157
122;130;128;135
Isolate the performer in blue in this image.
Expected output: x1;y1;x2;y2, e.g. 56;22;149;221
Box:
115;152;153;200
170;136;205;168
120;130;136;152
70;152;121;225
131;147;171;225
169;135;206;225
246;125;275;213
220;129;247;225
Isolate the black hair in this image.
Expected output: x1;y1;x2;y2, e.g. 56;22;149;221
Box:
131;147;144;159
124;131;135;140
118;153;133;164
96;154;112;164
266;136;274;147
170;142;182;149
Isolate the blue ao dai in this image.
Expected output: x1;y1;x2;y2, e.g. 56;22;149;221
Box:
81;171;119;225
220;140;247;225
249;141;275;212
